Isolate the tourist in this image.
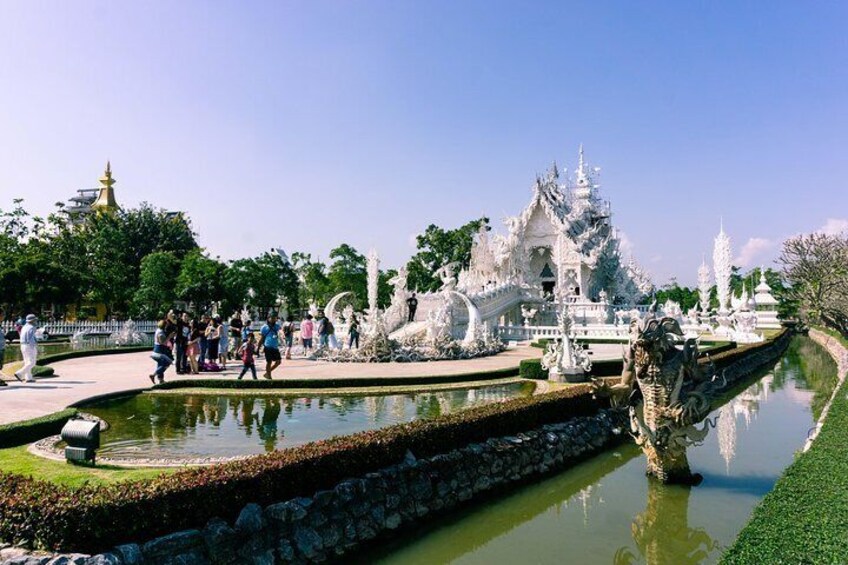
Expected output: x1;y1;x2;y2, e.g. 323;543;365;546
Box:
317;311;329;349
407;292;418;322
348;314;360;349
237;333;258;380
282;315;295;360
175;312;190;375
259;314;282;379
197;314;210;368
149;318;175;385
229;313;244;360
300;314;314;355
206;317;221;366
0;309;6;386
187;319;201;374
14;314;38;384
218;317;229;369
327;316;339;350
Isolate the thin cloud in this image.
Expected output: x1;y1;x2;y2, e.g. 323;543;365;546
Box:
734;237;775;268
817;218;848;236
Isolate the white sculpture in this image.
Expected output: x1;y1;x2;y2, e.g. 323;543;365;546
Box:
542;232;592;381
713;222;732;315
753;268;781;329
697;257;711;316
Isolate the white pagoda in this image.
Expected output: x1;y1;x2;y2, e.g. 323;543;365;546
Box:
753;269;781;329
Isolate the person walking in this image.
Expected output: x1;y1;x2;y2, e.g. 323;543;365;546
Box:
259;315;282;379
149;318;176;385
300;314;314;356
14;314;39;383
406;292;418;322
282;315;295;360
237;333;258;380
229;314;244;360
348;315;360;349
242;319;253;346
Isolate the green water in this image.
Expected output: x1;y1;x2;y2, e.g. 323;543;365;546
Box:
83;382;536;461
3;336;127;363
362;336;837;565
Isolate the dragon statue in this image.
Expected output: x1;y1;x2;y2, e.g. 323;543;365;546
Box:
594;314;715;484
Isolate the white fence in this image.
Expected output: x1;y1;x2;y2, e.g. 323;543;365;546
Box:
497;324;630;342
0;320;158;336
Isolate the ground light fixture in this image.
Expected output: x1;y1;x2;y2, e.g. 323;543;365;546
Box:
60;418;100;464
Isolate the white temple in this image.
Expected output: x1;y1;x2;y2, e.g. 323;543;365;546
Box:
409;147;654;341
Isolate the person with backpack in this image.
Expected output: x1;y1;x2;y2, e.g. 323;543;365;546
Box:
259;314;282;379
317;311;329;349
282;315;295;360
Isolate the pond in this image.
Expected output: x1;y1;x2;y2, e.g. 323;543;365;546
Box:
3;335;144;363
359;336;837;564
81;381;537;462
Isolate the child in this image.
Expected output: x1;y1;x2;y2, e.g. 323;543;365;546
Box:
238;333;258;380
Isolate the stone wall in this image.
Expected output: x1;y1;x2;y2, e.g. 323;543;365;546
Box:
1;410;629;565
803;328;848;451
2;331;792;565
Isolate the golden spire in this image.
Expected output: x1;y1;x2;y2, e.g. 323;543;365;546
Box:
92;160;118;211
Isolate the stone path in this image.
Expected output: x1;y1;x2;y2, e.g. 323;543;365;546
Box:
0;343;625;426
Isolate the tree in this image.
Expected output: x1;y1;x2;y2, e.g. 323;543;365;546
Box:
133;252;181;318
406;217;489;292
175;250;226;313
327;244;367;309
654;278;700;311
291;252;331;308
779;232;848;334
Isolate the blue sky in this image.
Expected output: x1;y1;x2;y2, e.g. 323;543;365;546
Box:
1;1;846;285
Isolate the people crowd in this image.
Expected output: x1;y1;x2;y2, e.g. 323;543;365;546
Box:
143;309;362;385
0;307;366;387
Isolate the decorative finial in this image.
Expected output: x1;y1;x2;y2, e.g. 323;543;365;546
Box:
577;144;585;174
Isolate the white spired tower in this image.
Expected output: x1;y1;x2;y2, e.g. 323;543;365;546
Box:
697;256;712;317
713;222;733;316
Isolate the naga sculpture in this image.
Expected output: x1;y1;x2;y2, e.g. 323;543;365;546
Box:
594;314;714;484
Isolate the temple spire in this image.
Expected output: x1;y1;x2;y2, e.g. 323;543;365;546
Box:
92;160;118;211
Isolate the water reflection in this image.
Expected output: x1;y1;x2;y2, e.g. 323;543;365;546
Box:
614;482;719;565
84;382;535;460
365;336;839;565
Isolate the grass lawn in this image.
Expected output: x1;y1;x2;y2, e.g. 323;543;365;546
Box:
721;332;848;563
0;445;176;488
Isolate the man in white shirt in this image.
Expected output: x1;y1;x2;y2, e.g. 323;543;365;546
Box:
15;314;38;383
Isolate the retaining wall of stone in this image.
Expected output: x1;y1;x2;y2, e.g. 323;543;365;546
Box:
1;330;793;565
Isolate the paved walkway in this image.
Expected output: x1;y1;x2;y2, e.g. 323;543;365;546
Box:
0;343;625;426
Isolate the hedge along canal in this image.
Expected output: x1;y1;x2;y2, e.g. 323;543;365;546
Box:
357;335;837;565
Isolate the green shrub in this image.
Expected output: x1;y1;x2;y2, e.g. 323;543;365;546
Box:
32;366;54;378
0;409;78;448
519;358;546;379
0;385;607;553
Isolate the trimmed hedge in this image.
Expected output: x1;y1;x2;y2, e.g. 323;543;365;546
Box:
0;409;78;448
0;386;608;553
519;358;547;379
721;337;848;563
152;366;521;391
32;366;54;378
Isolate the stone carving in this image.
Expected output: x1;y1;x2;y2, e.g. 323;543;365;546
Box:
109;319;149;346
593;314;714;484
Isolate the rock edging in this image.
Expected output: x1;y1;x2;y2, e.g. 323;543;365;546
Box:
803;328;848;452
